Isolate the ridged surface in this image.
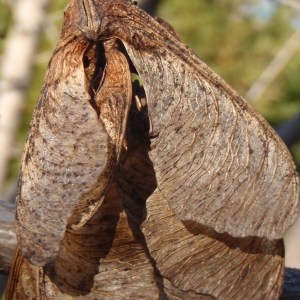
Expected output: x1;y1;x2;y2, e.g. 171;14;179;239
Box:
0;202;16;274
124;44;299;239
16;35;112;266
142;189;284;299
7;184;160;299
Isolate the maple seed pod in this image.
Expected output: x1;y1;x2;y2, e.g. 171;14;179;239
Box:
8;0;299;299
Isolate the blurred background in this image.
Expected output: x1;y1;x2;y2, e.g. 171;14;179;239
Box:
0;0;300;298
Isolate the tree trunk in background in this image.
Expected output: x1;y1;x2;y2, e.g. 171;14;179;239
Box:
0;0;49;193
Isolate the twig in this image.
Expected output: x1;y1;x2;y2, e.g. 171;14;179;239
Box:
245;29;300;103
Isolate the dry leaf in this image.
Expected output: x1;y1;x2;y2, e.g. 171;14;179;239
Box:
7;0;299;299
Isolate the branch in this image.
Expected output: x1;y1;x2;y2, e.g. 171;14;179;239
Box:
245;29;300;103
0;201;16;274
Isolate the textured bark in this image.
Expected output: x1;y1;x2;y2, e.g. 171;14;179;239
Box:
0;202;16;274
6;0;299;299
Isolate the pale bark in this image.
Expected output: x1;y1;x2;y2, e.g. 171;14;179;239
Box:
0;0;49;192
285;204;300;269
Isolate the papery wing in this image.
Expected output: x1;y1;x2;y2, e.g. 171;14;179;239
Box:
141;189;284;299
7;187;161;299
91;0;300;239
16;36;112;266
6;248;42;300
122;35;299;239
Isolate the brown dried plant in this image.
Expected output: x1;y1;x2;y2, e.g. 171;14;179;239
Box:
6;0;299;299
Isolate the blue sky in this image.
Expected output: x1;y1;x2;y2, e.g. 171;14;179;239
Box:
240;0;277;20
241;0;300;27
